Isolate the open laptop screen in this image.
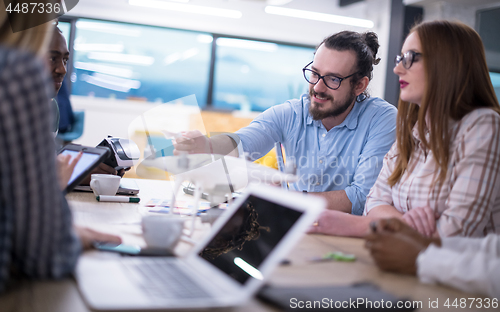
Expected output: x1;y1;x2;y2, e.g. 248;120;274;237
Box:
200;195;302;284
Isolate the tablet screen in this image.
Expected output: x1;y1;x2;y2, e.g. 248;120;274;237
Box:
60;150;100;186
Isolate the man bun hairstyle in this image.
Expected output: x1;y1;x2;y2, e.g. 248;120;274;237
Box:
318;31;380;99
364;32;381;66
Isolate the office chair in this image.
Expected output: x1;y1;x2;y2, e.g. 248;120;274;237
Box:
57;110;85;142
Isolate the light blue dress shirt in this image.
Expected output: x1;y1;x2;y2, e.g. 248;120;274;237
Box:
235;93;397;215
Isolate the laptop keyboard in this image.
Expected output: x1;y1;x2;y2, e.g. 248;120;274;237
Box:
123;258;211;299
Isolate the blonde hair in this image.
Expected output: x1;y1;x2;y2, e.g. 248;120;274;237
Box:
0;5;55;57
388;20;500;187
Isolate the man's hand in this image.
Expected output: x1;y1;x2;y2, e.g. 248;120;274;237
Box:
74;226;122;250
365;218;442;275
56;151;82;190
80;163;118;185
402;206;439;237
173;130;211;155
364;229;425;275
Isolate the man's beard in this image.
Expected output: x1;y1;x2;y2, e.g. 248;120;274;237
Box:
308;89;357;120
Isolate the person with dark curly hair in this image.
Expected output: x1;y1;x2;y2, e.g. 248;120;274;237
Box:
175;31;397;216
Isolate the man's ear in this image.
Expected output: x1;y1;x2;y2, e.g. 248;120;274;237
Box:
354;76;369;96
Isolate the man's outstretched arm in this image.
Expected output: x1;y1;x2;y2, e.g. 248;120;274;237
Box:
174;130;239;157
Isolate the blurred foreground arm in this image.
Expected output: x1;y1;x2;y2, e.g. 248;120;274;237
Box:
74;226;122;250
0;51;80;292
56;151;82;190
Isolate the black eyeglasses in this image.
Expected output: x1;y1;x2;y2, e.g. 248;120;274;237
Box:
394;51;422;69
302;61;358;90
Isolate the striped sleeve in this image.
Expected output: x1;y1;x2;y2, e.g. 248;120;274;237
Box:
0;49;80;292
438;110;500;237
363;143;398;215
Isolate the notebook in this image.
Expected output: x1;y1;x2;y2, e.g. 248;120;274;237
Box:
75;184;325;310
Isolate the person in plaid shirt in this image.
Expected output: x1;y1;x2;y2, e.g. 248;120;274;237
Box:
0;11;120;293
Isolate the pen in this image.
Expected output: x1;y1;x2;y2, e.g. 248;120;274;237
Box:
96;195;140;203
274;142;288;190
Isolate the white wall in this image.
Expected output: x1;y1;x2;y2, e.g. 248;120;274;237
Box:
365;0;392;100
405;0;500;27
409;0;500;70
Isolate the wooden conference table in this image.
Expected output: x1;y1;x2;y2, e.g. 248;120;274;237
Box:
0;178;495;312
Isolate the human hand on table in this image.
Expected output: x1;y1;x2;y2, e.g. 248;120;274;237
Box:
364;218;441;275
402;206;439;237
56;151;82;191
307;210;348;236
365;228;425;275
74;225;122;250
367;218;440;249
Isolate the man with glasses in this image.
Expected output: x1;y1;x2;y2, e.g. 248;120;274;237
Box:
175;31;397;215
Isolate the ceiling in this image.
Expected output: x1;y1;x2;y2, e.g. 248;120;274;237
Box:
404;0;500;6
69;0;375;46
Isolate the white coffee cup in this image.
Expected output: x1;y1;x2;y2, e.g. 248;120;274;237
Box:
142;216;186;250
90;174;121;196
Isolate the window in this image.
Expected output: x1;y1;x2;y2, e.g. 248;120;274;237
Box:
491;72;500;101
58;21;71;48
478;7;500;102
63;18;316;111
477;7;500;72
70;19;212;106
213;38;315;111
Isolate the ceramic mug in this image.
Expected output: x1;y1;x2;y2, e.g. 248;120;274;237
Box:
141;215;186;250
90;174;121;196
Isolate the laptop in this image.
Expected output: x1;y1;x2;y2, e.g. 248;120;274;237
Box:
73;179;140;196
75;184;325;310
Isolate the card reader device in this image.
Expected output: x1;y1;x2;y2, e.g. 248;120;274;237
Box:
98;136;140;170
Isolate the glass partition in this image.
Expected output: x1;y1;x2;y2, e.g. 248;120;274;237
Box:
70;19;212;106
491;72;500;101
213;38;315;112
57;21;71;48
